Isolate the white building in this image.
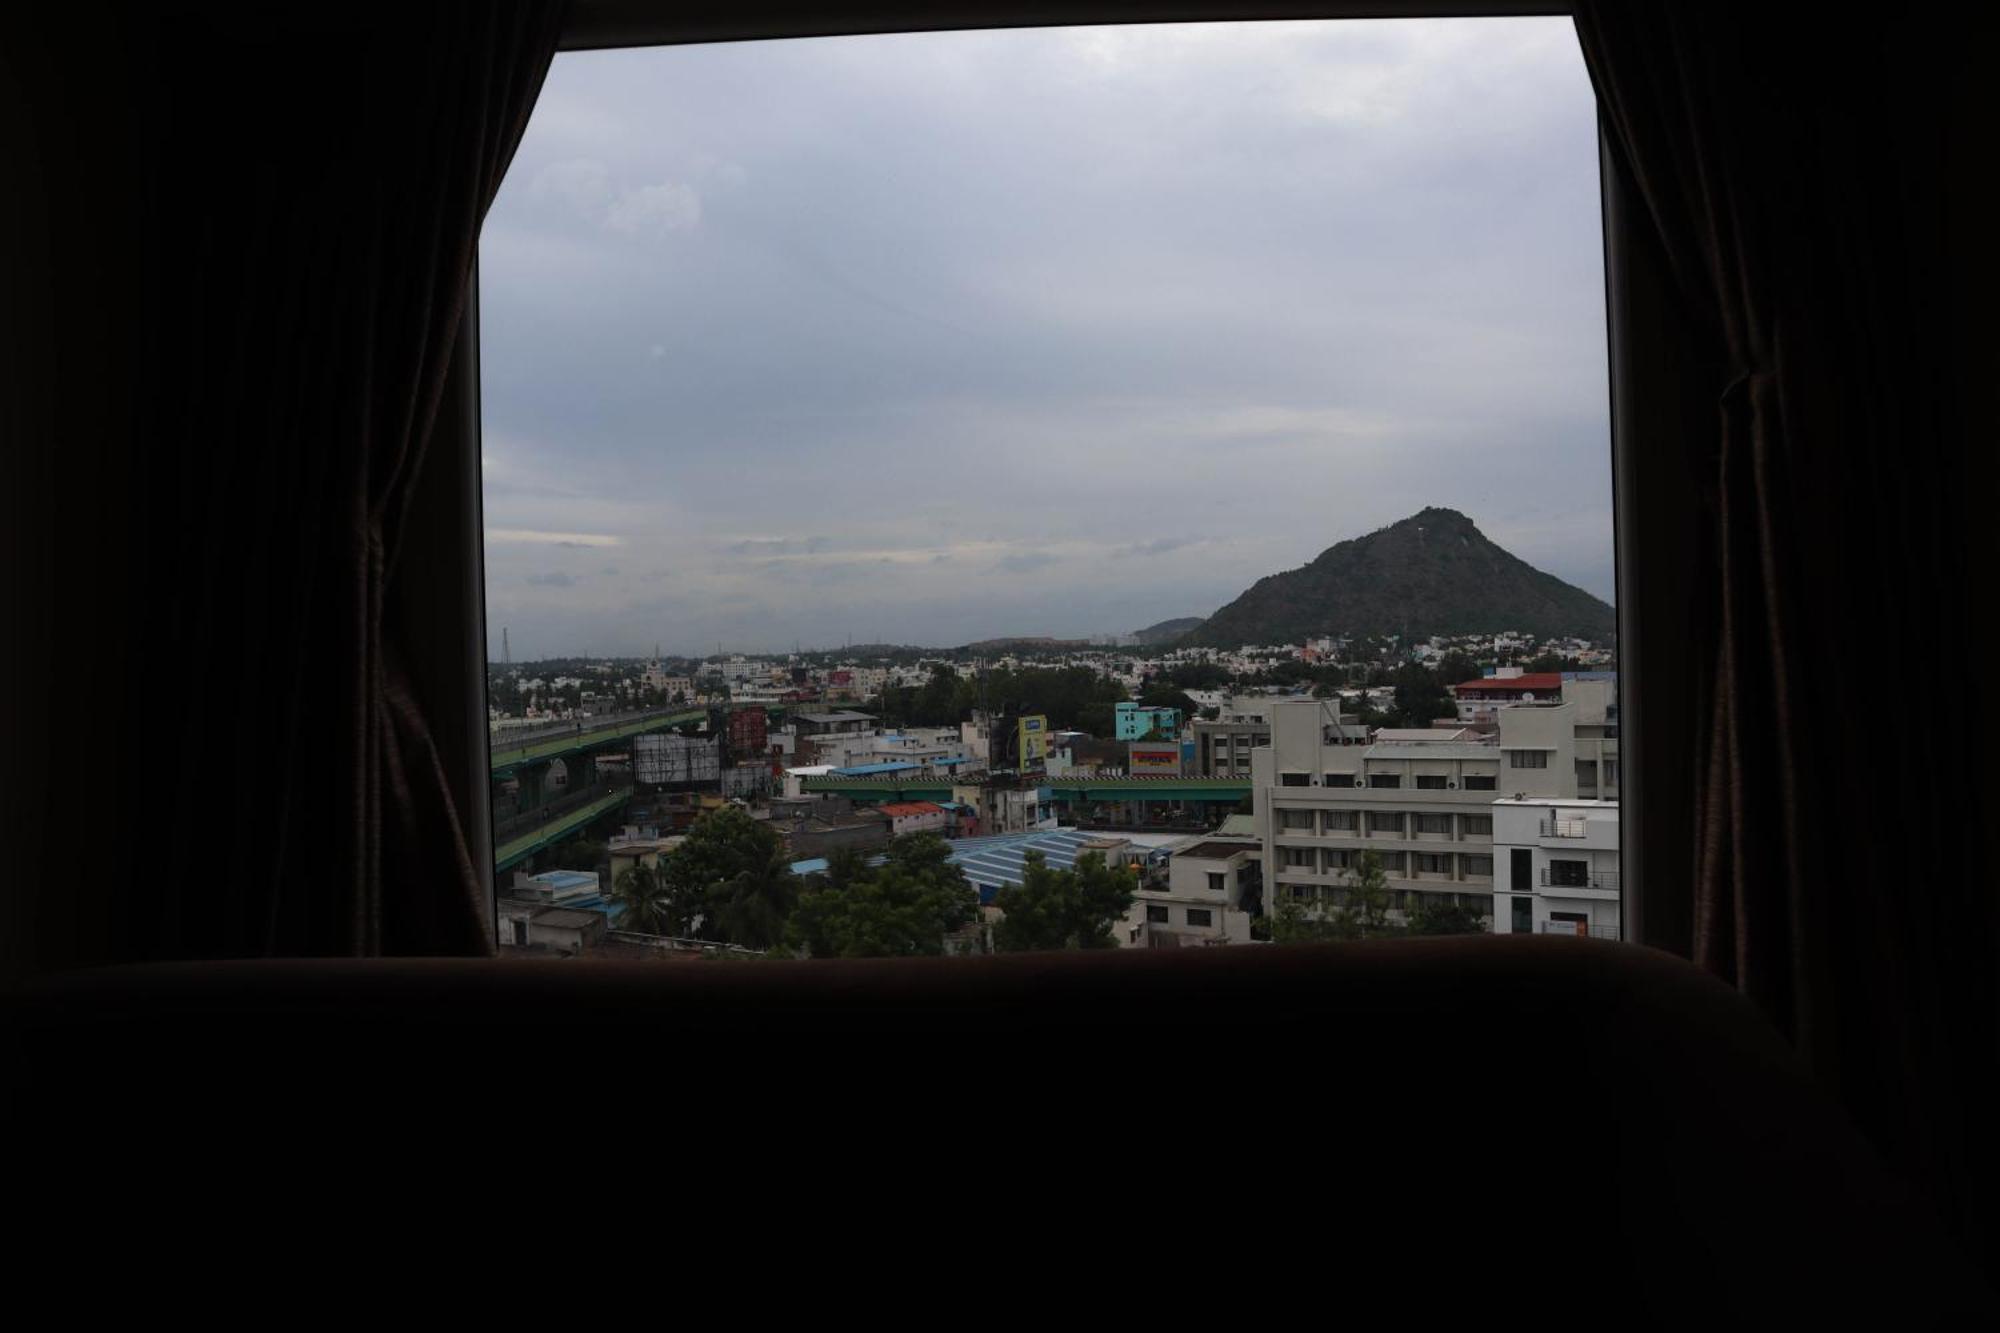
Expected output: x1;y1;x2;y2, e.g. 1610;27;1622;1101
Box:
1491;798;1620;938
1249;694;1620;926
1118;836;1259;946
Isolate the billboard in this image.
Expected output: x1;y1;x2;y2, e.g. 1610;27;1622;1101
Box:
1017;714;1049;768
1128;742;1182;775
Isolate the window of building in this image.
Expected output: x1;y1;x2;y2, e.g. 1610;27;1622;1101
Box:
1280;809;1315;831
1415;774;1448;790
1461;814;1493;836
1324;849;1353;871
1280;773;1311;788
1463;855;1494;877
1146;904;1170;924
1282;847;1315;868
1548;859;1590;888
1510;751;1550;769
1464;775;1498;791
1367;812;1405;834
1414;852;1450;874
1413;813;1451;834
1206;872;1225;893
1186;908;1213;928
1323;810;1359;832
1368;774;1402;788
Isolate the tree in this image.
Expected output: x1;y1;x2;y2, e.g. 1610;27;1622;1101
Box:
610;860;674;935
547;838;605;873
1388;662;1453;729
711;845;801;950
1265;850;1395;944
1435;652;1482;686
991;850;1137;951
787;834;980;958
1405;895;1490;937
657;805;791;942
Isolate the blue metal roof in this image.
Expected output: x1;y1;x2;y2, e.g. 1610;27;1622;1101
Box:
526;870;600;891
946;827;1124;905
831;760;923;776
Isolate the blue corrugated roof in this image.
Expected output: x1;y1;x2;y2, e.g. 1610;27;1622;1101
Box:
831;760;923;776
946;827;1123;904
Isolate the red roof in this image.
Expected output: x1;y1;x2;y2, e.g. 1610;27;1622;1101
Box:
879;802;943;817
1452;673;1563;695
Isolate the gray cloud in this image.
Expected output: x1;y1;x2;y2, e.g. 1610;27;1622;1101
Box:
480;19;1611;658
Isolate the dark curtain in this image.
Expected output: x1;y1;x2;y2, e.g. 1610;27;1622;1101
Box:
1574;3;1995;1266
3;2;566;968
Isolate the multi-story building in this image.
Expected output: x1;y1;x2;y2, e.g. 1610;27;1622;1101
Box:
1191;695;1297;778
1491;798;1620;938
1118;836;1260;946
1450;668;1562;724
1250;694;1617;923
1114;701;1182;741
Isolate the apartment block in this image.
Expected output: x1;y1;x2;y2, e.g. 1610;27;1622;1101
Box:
1119;837;1259;946
1250;695;1616;923
1491;798;1620;938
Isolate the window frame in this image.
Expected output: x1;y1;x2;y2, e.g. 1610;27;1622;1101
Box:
452;0;1641;943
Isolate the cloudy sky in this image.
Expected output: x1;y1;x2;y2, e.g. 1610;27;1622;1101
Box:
481;17;1608;659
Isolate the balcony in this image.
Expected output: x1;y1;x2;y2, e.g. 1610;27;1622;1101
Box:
1539;818;1590;838
1539;922;1618;939
1542;868;1619;891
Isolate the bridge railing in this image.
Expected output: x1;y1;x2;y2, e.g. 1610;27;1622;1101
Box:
492;778;632;848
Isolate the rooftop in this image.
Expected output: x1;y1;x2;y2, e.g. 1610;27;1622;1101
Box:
531;908;605;930
879;801;944;817
831;761;923;776
1454;673;1563;695
1174;840;1258;860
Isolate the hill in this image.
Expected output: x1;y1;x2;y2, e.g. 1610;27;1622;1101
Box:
1132;617;1207;645
1182;508;1614;647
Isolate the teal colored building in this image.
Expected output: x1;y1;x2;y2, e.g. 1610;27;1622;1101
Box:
1115;701;1183;741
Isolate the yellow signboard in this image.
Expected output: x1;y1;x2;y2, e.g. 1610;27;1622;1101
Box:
1017;714;1049;767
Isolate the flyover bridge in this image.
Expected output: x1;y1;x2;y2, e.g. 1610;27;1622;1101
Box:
494;781;634;873
798;773;1253;818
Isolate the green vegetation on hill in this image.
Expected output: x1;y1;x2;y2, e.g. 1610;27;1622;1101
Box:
1183;507;1614;647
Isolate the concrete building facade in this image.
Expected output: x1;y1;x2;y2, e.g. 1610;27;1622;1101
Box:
1491;798;1621;938
1249;696;1619;925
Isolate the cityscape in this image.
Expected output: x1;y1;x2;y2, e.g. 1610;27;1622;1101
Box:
481;21;1617;961
488;511;1620;959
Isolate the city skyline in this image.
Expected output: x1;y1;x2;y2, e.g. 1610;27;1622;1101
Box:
481;18;1610;660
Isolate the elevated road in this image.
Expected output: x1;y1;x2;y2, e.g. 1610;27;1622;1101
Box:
494;784;633;872
798;774;1253;804
489;708;706;774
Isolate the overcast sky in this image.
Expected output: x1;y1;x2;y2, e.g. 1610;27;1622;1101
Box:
480;18;1608;660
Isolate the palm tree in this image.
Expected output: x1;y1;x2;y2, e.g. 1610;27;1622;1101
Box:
713;849;800;950
611;861;673;936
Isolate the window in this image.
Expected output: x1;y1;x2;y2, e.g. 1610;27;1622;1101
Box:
1461;814;1493;836
1414;852;1450;874
1282;847;1316;869
1206;872;1225;894
1548;860;1590;888
1324;849;1354;871
478;19;1618;956
1463;855;1494;877
1510;751;1550;769
1146;904;1170;924
1186;908;1213;928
